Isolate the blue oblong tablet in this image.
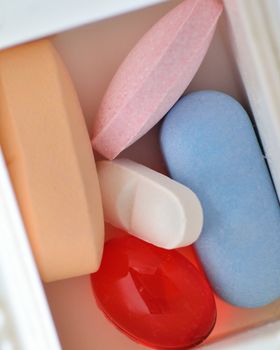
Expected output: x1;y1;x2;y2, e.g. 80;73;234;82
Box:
160;90;280;307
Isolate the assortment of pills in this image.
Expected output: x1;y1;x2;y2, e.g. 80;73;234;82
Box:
90;0;280;347
1;0;280;349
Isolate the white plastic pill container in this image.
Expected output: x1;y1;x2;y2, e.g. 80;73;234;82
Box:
0;1;280;349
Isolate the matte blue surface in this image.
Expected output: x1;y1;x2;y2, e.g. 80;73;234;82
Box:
160;91;280;307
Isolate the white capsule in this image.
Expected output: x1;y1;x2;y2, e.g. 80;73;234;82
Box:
97;159;203;249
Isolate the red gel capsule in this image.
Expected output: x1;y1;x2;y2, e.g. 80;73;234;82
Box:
91;235;216;349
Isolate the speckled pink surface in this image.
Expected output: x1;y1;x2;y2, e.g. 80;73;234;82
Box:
92;0;223;160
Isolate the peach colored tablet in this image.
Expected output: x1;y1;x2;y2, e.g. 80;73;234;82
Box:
92;0;223;159
0;40;104;282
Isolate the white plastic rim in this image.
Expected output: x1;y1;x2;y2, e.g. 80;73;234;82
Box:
203;320;280;349
0;0;166;50
224;0;280;201
0;149;61;350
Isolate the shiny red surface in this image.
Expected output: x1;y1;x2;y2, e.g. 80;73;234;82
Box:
91;234;216;349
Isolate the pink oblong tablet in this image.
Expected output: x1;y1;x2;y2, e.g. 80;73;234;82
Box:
92;0;223;159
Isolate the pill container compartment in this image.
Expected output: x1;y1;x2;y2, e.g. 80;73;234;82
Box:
0;1;280;349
